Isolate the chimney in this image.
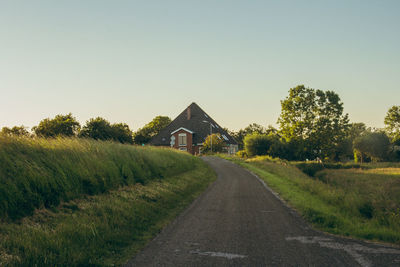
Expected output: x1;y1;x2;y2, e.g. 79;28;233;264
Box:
187;106;191;120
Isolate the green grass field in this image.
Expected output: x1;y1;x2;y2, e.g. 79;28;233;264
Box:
0;136;216;265
0;136;198;221
219;155;400;246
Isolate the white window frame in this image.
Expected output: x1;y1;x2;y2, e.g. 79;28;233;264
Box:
178;133;187;146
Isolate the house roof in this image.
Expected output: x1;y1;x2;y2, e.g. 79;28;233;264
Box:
149;102;238;146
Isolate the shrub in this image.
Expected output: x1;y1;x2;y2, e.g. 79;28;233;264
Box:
236;150;248;158
244;134;272;157
202;133;225;153
353;132;390;162
294;162;361;177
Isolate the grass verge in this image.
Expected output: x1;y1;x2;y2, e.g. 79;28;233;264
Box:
0;136;197;221
218;154;400;246
0;158;216;266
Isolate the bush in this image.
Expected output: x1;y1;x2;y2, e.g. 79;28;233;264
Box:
294;162;361;177
353;132;390;162
202;133;225;153
236;150;248;158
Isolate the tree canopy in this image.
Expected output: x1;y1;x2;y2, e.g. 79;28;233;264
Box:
384;105;400;142
277;85;349;160
33;113;80;137
79;117;133;144
133;116;171;144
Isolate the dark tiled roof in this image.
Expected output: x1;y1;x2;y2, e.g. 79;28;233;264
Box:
150;102;238;146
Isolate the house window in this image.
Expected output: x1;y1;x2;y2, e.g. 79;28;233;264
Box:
179;147;187;151
178;133;187;146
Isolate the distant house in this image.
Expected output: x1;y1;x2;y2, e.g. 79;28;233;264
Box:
149;102;238;155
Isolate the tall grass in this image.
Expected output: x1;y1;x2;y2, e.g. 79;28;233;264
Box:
0;136;216;265
0;136;196;221
0;158;215;266
219;155;400;245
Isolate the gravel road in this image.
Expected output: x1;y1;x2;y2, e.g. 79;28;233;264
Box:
125;157;400;266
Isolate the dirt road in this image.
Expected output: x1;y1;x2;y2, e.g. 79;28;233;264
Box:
126;157;400;266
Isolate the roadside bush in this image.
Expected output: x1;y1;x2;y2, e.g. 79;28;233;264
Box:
236;150;248;158
244;134;274;157
294;162;361;177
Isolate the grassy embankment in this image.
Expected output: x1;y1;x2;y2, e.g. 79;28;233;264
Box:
218;154;400;246
0;136;216;266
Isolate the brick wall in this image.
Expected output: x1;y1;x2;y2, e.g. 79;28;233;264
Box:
171;129;193;154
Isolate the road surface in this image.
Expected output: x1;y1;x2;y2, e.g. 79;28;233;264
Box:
126;157;400;266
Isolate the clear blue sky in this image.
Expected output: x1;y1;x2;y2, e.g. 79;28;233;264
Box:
1;0;399;131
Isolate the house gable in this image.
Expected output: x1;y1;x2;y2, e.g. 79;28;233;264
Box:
171;127;194;135
149;102;238;154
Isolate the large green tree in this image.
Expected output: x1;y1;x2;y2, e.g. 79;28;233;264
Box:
278;85;349;160
79;117;133;144
33;113;80;137
384;105;400;142
133;116;171;144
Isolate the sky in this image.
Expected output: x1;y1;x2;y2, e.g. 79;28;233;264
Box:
1;0;399;131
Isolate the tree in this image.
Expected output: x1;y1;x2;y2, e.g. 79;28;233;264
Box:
353;132;390;162
202;133;225;153
335;123;367;161
0;126;30;137
110;123;133;144
384;105;400;142
79;117;133;144
278;85;316;140
277;85;349;160
33;113;80;137
79;117;113;140
133;116;171;144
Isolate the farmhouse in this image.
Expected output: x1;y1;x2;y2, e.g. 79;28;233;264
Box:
149;102;238;155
